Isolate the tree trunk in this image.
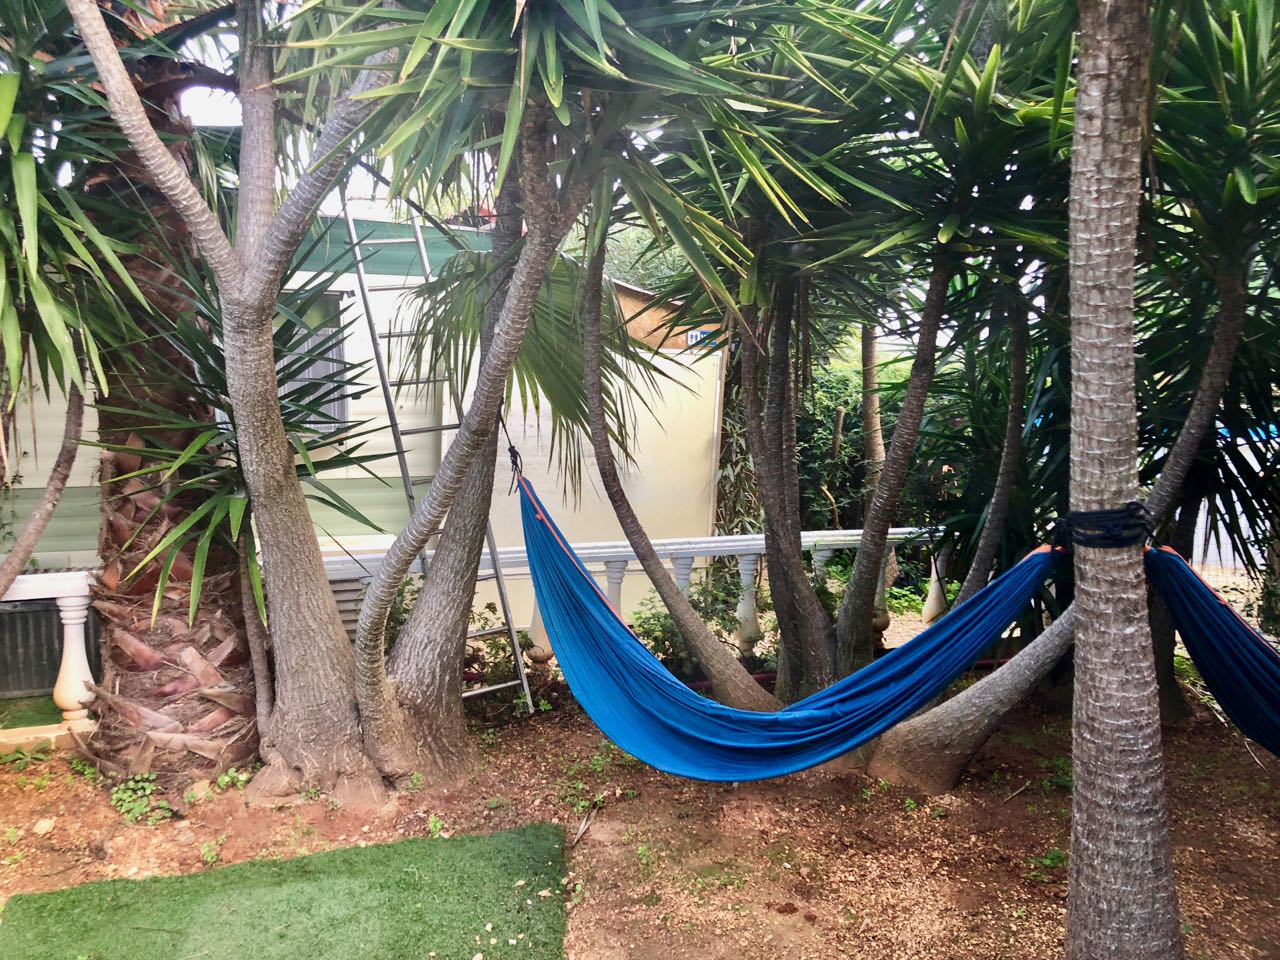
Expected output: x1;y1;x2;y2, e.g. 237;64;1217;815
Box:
836;250;954;673
957;300;1029;604
220;292;384;803
0;385;83;597
868;607;1077;793
354;117;591;775
582;244;778;712
737;297;833;702
1148;484;1200;722
69;39;259;785
383;180;526;782
866;205;1247;803
861;326;885;510
1065;0;1183;951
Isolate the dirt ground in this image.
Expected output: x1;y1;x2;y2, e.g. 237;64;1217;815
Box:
1;695;1276;960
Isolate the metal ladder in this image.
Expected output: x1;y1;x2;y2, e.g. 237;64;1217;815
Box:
341;202;534;714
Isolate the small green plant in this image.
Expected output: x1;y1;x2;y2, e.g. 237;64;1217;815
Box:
303;786;321;802
883;585;925;616
1;743;51;771
1026;847;1068;883
110;774;174;825
1038;755;1073;793
903;798;918;813
427;814;444;838
200;835;227;867
68;756;100;783
636;844;655;868
407;772;424;792
478;729;499;746
2;852;25;867
4;827;19;843
214;767;253;792
930;806;948;820
538;698;554;713
484;796;510;810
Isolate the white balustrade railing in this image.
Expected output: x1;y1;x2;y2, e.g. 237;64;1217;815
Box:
323;525;930;639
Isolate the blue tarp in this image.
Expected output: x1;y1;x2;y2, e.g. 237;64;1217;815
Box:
520;478;1063;781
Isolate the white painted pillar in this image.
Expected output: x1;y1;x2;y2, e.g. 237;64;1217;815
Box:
812;546;835;579
53;595;94;721
603;559;629;611
670;556;695;594
735;553;762;655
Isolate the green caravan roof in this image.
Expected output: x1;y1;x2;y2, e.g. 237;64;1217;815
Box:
297;216;492;279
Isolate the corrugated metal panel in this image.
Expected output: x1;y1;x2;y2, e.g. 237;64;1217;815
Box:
0;601;100;699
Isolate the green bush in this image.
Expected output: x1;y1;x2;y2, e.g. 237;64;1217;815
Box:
631;576;742;681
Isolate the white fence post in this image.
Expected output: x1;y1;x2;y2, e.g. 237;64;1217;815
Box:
53;595;94;721
735;553;762;656
603;559;629;611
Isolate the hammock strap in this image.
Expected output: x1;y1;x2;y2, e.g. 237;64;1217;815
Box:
1065;501;1150;548
499;411;523;491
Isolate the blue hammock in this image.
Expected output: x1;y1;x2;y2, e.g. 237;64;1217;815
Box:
520;477;1064;781
521;479;1280;780
1144;547;1280;758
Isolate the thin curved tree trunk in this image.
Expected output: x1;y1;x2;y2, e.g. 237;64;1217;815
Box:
581;243;778;712
1065;0;1183;949
836;249;954;673
355;118;592;777
866;268;1249;795
956;301;1029;604
0;383;84;597
383;180;525;782
1148;485;1200;721
861;325;885;508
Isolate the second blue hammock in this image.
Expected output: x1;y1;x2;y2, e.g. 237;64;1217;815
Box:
520;477;1064;781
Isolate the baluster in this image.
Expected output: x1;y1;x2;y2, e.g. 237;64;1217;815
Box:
812;545;835;580
735;553;762;657
53;594;94;722
603;559;629;611
671;556;695;594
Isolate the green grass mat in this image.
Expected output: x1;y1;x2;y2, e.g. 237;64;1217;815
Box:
0;698;61;730
0;823;566;960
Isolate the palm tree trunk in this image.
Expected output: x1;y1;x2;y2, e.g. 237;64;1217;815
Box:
737;299;833;701
0;384;83;598
836;249;954;673
355;117;593;773
956;300;1029;604
72;45;259;785
1065;0;1183;950
383;179;525;781
582;244;778;712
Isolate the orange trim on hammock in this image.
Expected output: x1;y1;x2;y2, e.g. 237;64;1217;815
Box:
518;475;630;627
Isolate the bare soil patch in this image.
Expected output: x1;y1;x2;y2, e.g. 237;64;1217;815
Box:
2;696;1276;960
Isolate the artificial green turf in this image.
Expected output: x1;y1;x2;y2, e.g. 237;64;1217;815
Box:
0;697;61;730
0;823;566;960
